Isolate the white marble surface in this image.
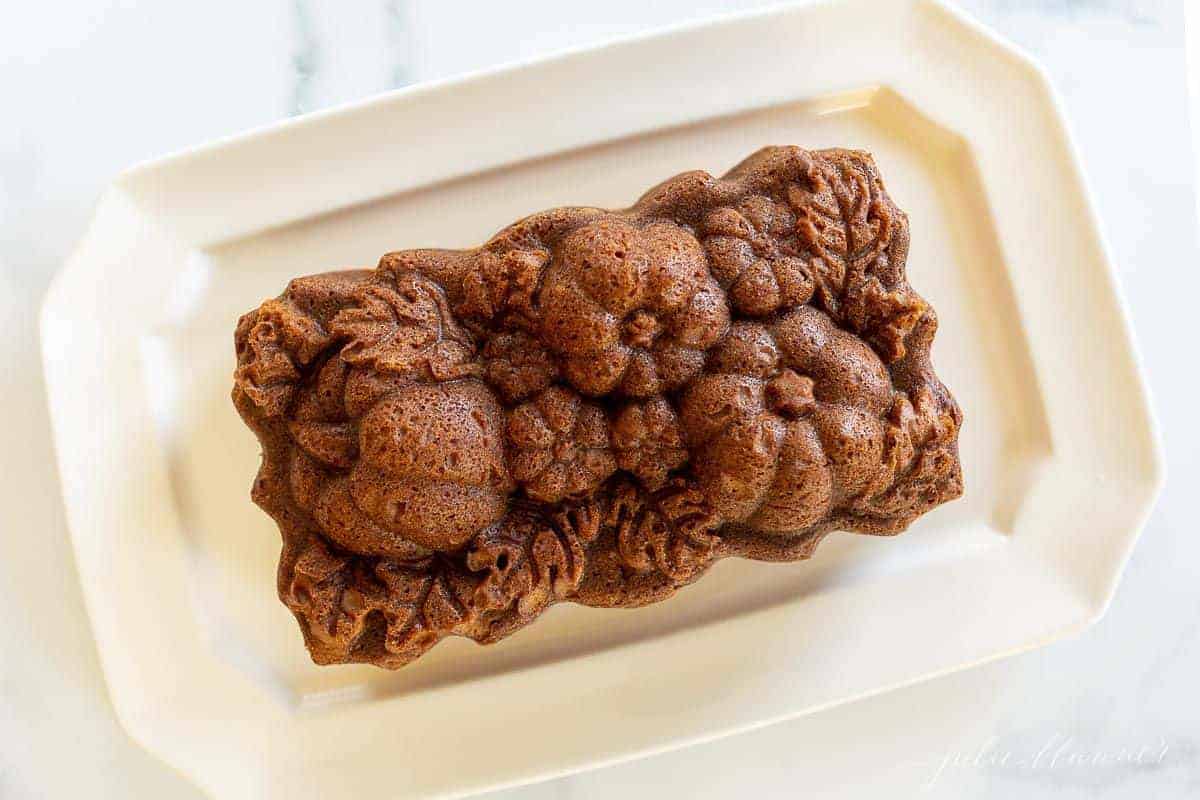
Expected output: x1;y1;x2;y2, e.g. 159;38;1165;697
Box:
1;1;1196;797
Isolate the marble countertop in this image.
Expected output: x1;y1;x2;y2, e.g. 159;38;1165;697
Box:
1;1;1196;797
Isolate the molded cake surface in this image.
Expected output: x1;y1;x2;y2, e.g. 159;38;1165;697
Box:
232;146;963;668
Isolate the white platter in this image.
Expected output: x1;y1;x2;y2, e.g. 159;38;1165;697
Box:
40;1;1163;797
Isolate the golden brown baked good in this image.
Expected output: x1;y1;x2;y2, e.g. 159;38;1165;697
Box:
233;146;963;668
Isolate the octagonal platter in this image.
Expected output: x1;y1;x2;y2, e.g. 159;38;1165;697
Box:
41;1;1162;797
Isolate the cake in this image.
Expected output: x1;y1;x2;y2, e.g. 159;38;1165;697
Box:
232;146;963;668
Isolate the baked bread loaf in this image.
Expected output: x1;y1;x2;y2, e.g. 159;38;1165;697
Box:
233;146;963;668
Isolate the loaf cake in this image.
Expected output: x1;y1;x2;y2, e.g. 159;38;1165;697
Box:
232;146;963;668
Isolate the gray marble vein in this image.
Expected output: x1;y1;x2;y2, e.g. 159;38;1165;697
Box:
385;0;413;89
289;0;320;115
986;0;1160;25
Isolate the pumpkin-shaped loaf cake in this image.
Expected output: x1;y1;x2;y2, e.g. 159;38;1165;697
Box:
233;146;963;668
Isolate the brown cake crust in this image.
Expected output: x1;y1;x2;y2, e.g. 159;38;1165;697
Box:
232;146;963;668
